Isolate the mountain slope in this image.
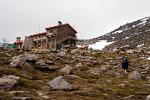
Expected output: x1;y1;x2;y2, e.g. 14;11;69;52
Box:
89;16;150;50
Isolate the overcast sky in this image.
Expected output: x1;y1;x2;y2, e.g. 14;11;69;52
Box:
0;0;150;42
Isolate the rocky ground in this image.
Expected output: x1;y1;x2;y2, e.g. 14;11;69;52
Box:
0;49;150;100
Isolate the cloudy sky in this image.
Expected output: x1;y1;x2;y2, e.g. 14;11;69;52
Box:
0;0;150;42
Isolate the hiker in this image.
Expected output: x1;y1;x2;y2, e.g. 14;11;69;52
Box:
122;57;129;74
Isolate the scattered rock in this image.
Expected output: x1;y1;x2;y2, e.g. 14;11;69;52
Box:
24;54;39;63
128;71;142;80
118;83;126;88
10;54;39;68
35;60;59;71
48;76;73;90
13;96;31;100
123;95;135;99
36;91;49;99
10;56;22;68
74;63;83;69
87;67;102;75
8;91;30;94
105;79;112;83
143;84;150;87
100;65;111;71
146;95;150;100
106;70;119;77
35;60;46;66
45;61;55;65
0;75;20;90
146;76;150;82
60;65;73;75
68;75;81;79
58;51;66;57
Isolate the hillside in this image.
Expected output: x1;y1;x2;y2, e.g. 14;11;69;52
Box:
0;49;150;99
88;16;150;50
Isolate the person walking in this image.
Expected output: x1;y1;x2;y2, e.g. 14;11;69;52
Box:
122;56;129;74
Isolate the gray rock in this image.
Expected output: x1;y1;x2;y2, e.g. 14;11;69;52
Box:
146;76;150;82
10;56;21;68
68;75;81;79
143;64;150;68
74;63;83;69
106;70;119;77
35;60;58;71
8;91;30;94
35;60;46;66
128;71;142;80
123;95;135;99
60;65;73;75
36;91;49;99
145;95;150;100
48;76;73;90
0;75;20;90
58;51;66;57
13;97;31;100
10;54;39;68
45;61;55;65
118;83;126;88
87;67;102;75
24;54;39;62
100;65;111;71
143;84;150;87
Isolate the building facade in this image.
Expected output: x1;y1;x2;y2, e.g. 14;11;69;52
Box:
23;22;77;50
14;37;23;49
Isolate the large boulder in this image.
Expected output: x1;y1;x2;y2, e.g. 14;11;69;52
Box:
10;56;22;68
24;54;39;63
48;76;73;90
128;71;142;80
10;54;39;68
35;60;59;71
0;75;20;90
60;65;73;75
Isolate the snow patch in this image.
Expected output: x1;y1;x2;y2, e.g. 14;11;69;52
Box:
112;30;123;34
88;40;113;50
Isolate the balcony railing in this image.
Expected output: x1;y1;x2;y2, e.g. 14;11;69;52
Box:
33;37;46;41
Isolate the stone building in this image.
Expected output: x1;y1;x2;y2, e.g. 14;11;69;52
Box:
14;37;23;49
22;21;77;50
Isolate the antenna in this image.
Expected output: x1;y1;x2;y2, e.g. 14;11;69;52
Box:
38;24;40;33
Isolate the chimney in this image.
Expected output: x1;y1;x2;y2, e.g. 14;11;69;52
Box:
16;37;21;43
58;21;62;25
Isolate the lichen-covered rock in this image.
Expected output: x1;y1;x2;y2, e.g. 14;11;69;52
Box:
48;76;73;90
0;75;20;90
128;71;142;80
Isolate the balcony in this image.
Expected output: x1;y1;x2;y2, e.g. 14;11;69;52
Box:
47;32;55;36
33;37;46;41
